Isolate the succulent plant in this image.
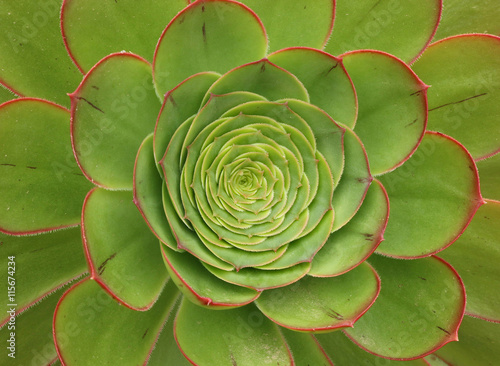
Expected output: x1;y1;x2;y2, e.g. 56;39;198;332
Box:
0;0;499;365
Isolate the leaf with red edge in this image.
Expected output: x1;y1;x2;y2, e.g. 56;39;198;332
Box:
0;228;86;329
255;262;380;332
377;132;484;258
161;245;260;309
345;254;466;360
439;200;500;323
341;50;428;175
412;35;500;161
175;299;293;366
0;0;82;108
153;0;268;96
61;0;188;73
281;328;334;365
268;47;357;128
82;188;168;311
54;278;180;366
240;0;335;52
0;98;93;235
310;179;389;277
71;53;161;190
325;0;442;64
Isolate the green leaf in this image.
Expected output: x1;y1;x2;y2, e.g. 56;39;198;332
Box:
331;127;372;232
161;245;260;309
175;299;293;365
412;34;500;160
476;152;500;201
154;71;220;162
0;99;93;234
345;254;465;360
0;285;70;366
147;300;191;366
439;200;500;322
239;0;334;52
153;0;268;96
433;315;500;366
432;0;500;42
342;50;428;175
71;53;160;190
61;0;187;73
82;188;168;310
377;132;483;258
255;262;379;332
54;278;180;366
310;179;389;277
268;47;357;127
280;329;334;366
204;262;311;291
325;0;441;63
0;228;86;327
316;331;430;366
0;85;17;104
425;355;450;366
203;59;309;105
0;0;82;107
134;134;177;248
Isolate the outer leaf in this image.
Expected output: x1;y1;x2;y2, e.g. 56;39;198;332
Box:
281;329;334;366
61;0;188;73
433;315;500;366
54;278;179;366
0;85;16;104
0;285;69;366
161;245;260;309
0;228;86;328
240;0;334;52
377;132;483;258
255;262;380;332
412;35;500;160
268;47;357;127
476;152;500;201
316;331;430;366
82;188;168;310
310;179;389;277
153;0;268;96
71;53;160;190
325;0;441;63
175;299;293;365
331;127;372;231
0;1;82;107
0;99;93;234
341;50;428;175
345;254;466;360
439;200;500;322
432;0;500;41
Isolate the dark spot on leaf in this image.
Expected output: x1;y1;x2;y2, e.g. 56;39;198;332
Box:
202;5;205;12
26;166;37;170
1;163;16;167
356;177;371;183
418;276;427;281
142;328;149;339
363;233;374;241
202;22;207;43
230;352;237;366
406;118;418;127
410;89;426;96
437;326;451;335
325;63;338;75
325;308;344;320
168;94;177;108
260;62;266;73
429;93;488;112
97;252;117;276
75;96;105;114
91;85;99;90
30;248;45;253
